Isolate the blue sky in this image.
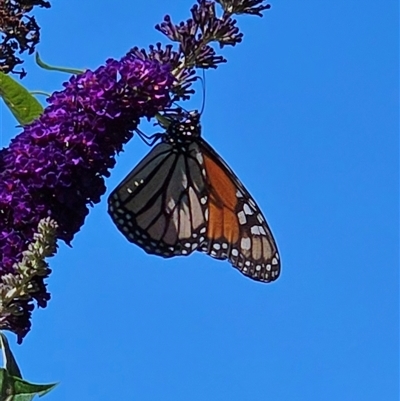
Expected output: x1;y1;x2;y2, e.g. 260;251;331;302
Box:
0;1;398;400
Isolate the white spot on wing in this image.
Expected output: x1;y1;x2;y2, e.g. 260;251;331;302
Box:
182;172;188;189
167;198;176;212
248;198;256;208
243;204;253;215
238;211;246;225
241;237;251;251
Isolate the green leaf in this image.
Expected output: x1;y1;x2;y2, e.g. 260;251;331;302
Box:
0;333;22;378
0;72;44;125
35;53;85;75
0;369;57;401
13;376;57;400
0;369;11;399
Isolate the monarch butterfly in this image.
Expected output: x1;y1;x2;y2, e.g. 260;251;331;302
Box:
108;111;280;282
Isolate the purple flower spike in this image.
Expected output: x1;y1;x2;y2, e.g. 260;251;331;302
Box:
0;55;173;342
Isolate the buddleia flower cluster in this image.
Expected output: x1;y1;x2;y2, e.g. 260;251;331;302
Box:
0;218;57;342
0;0;271;342
130;0;270;101
0;56;174;342
0;0;51;77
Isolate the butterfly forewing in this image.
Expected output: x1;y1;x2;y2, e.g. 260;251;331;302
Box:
108;140;209;257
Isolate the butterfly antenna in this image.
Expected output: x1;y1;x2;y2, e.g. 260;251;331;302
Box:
199;69;206;116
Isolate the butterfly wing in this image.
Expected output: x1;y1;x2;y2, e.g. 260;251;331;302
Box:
108;141;209;257
197;138;281;283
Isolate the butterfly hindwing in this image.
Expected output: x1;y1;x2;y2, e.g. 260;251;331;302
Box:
198;138;280;282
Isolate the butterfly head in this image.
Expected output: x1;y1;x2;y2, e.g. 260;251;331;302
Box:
162;110;201;145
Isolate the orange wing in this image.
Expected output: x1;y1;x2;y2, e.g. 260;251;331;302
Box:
198;139;280;283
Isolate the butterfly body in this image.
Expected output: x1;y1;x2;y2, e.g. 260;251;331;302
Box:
108;112;280;283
